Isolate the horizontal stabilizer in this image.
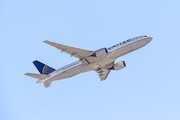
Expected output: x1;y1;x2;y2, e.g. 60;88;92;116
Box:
44;81;52;88
25;73;49;79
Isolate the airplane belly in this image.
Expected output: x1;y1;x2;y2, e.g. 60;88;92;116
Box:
65;64;87;78
49;64;90;81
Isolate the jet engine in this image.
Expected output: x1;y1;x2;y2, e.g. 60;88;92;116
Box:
91;48;108;57
112;61;126;71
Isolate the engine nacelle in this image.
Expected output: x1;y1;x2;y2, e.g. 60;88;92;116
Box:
113;61;126;71
92;48;108;57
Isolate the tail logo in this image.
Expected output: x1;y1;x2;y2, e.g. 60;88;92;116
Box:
33;60;56;75
42;65;55;75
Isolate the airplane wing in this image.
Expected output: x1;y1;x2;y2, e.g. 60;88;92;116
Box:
95;62;114;81
43;40;94;59
97;69;111;81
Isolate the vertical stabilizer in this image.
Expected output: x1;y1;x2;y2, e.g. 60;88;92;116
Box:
33;60;55;75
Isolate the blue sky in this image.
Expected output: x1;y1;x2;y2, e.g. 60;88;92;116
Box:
1;0;180;120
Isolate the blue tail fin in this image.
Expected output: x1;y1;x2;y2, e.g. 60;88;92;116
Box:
33;60;56;75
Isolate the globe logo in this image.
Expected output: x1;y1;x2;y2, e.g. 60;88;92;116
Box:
42;65;55;75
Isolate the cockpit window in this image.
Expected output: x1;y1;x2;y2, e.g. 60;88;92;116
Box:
145;35;147;37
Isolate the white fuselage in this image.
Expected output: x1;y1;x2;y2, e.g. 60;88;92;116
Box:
37;35;152;83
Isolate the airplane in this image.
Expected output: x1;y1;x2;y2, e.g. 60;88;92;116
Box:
25;35;153;88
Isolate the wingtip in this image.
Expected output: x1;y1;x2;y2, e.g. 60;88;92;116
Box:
24;73;31;76
43;40;49;43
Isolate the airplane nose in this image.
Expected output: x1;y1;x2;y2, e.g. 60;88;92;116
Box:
147;36;153;43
